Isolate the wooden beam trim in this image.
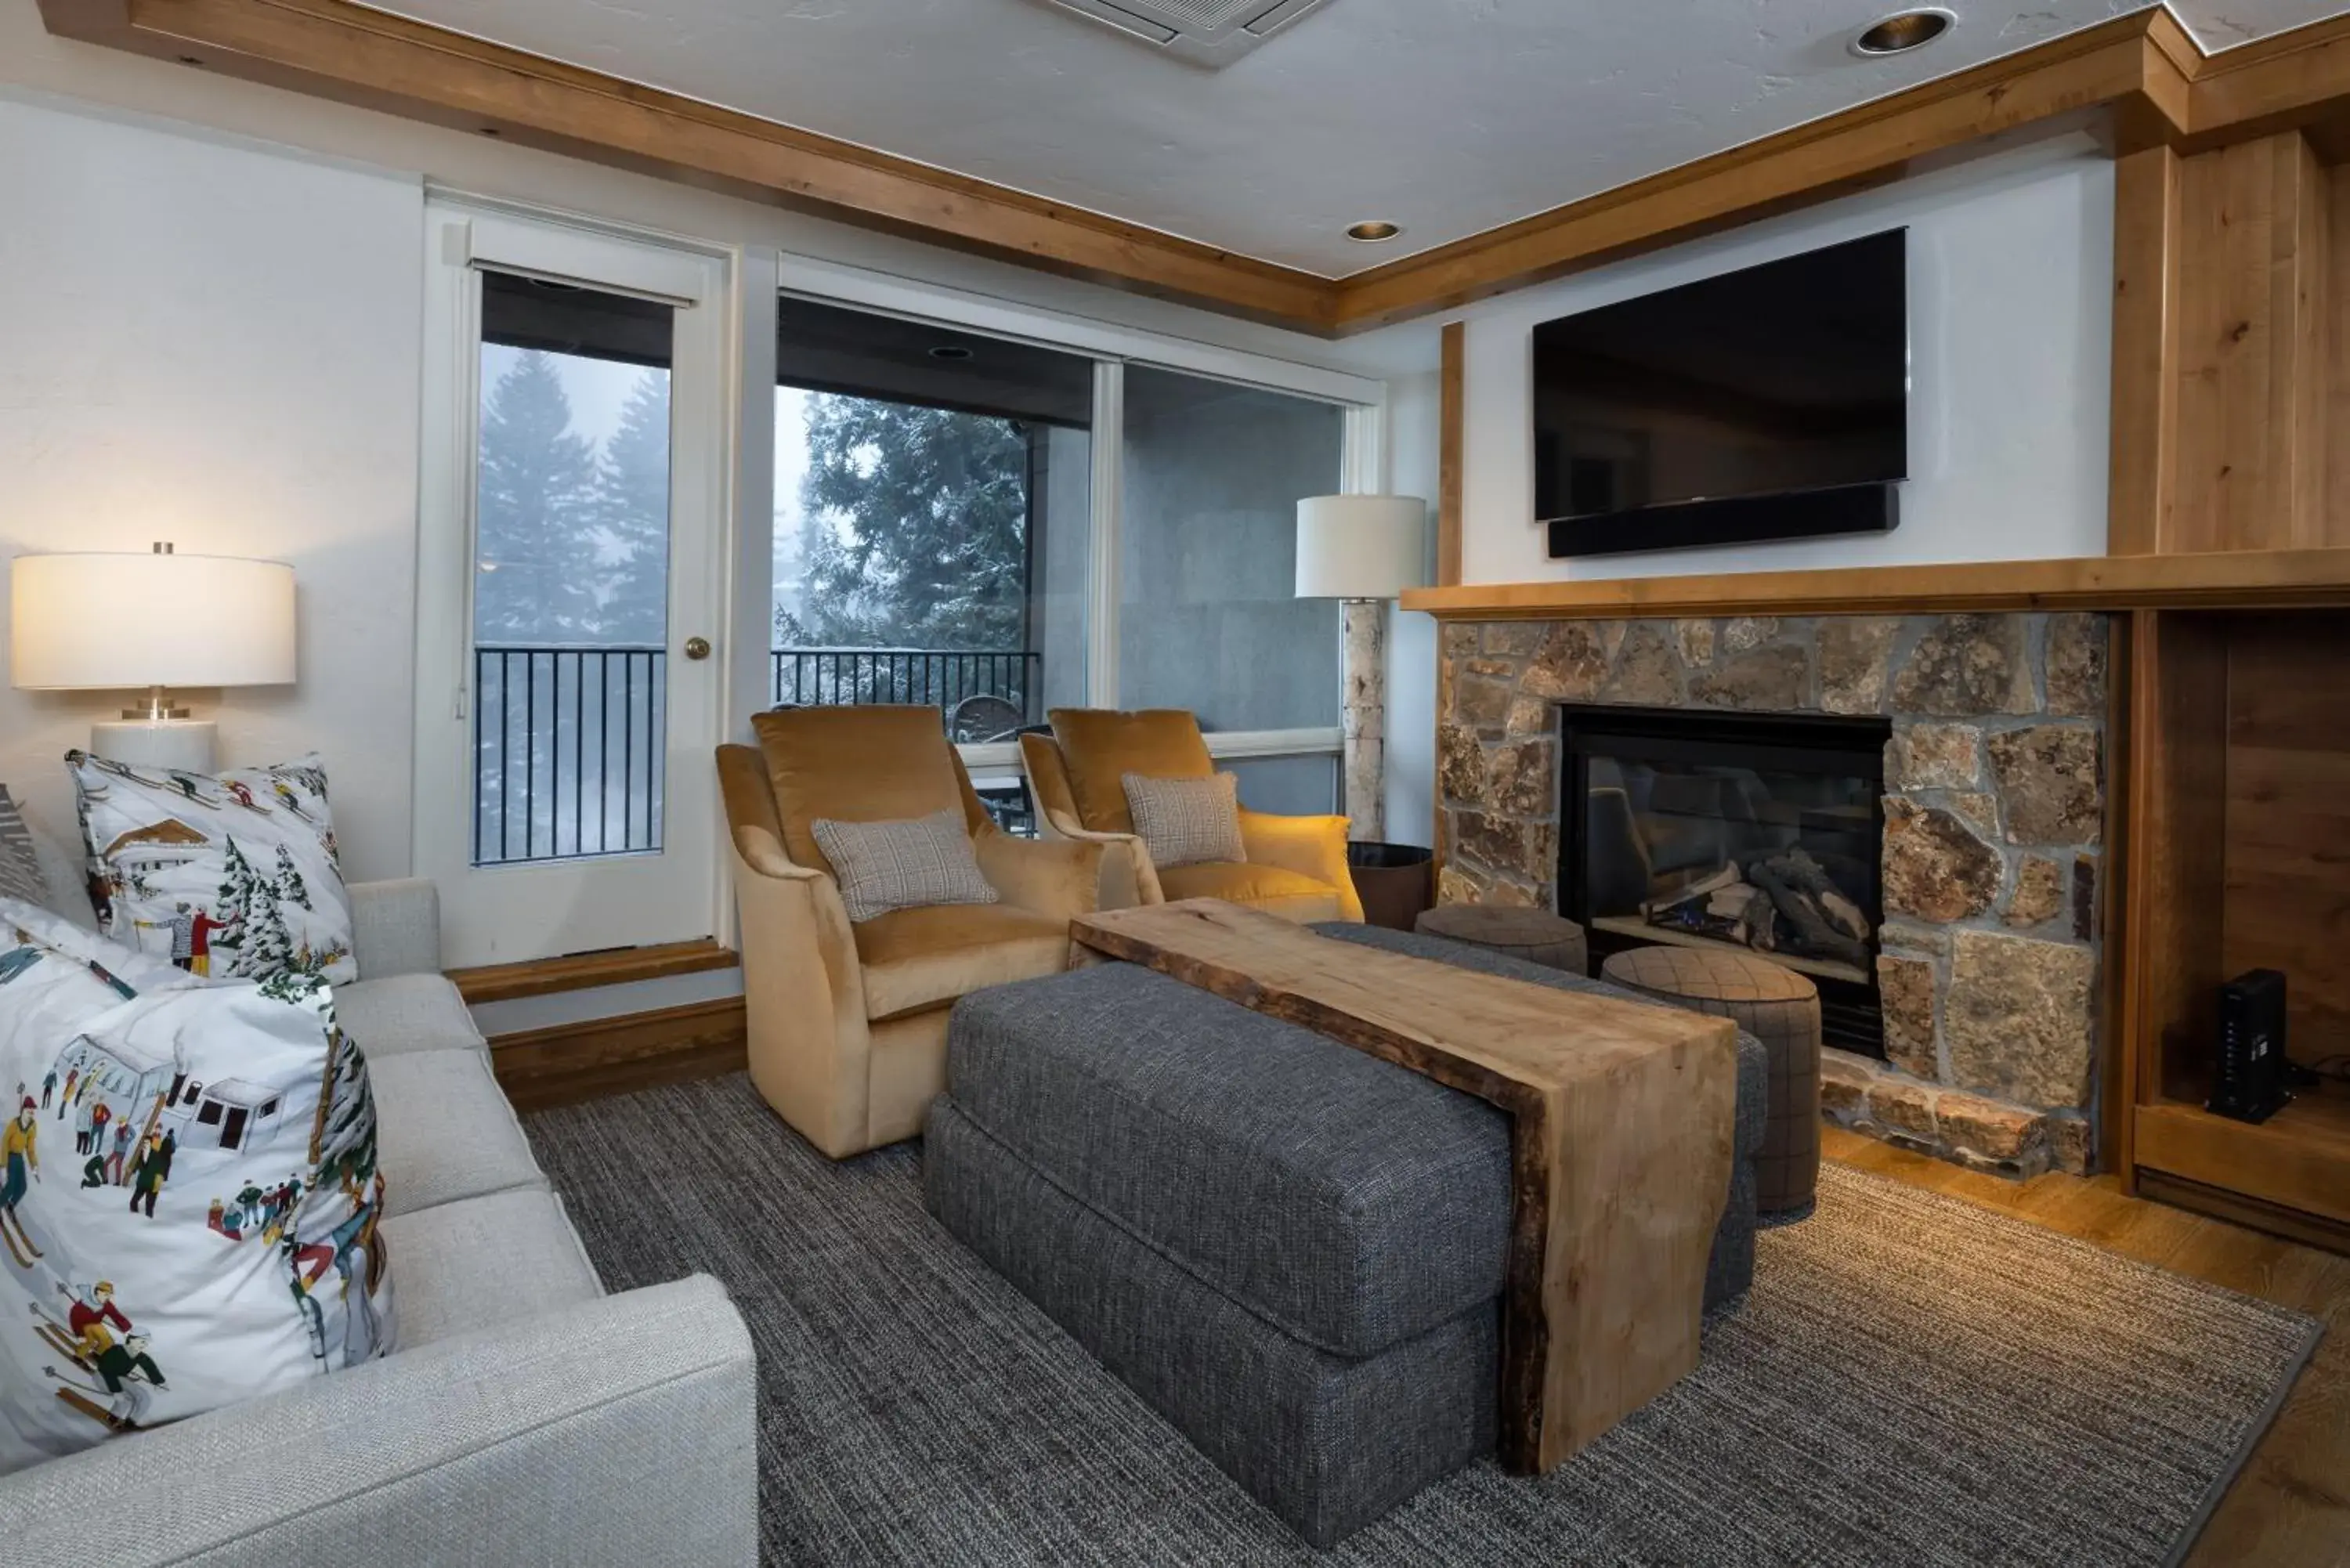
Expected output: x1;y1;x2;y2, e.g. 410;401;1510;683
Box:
1437;321;1465;589
1397;548;2350;620
1331;14;2185;329
2108;145;2182;555
57;0;2350;338
42;0;1336;326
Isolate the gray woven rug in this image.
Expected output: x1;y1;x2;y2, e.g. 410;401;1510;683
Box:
522;1073;2319;1566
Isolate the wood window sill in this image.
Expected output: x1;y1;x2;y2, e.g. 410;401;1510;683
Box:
449;938;739;1006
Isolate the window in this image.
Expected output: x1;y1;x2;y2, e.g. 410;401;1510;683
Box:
472;272;674;865
1118;367;1343;724
772;298;1093;750
768;280;1377;825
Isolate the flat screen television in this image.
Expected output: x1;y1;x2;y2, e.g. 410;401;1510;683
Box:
1535;228;1908;558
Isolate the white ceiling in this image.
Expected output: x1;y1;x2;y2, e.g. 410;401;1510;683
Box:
369;0;2350;276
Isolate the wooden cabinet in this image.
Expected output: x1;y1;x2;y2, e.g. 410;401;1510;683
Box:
2118;609;2350;1248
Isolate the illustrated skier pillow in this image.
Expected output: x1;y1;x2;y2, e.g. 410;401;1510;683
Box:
0;896;393;1477
67;751;356;985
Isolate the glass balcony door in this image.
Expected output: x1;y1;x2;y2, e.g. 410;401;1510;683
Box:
415;206;730;966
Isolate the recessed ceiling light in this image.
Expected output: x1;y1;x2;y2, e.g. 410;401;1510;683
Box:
928;345;974;361
1345;221;1403;244
1849;8;1955;56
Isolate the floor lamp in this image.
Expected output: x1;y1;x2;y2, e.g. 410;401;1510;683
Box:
10;544;298;773
1295;494;1429;843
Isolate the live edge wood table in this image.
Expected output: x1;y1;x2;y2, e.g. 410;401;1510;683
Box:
1068;899;1740;1474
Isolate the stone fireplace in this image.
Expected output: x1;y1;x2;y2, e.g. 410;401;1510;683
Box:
1437;612;2110;1177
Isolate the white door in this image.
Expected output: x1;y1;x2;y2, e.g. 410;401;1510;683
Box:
414;204;733;967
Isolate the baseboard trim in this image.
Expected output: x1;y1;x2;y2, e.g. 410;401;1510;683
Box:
2137;1168;2350;1258
490;995;747;1113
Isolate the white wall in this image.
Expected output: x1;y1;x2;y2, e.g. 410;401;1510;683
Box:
0;4;1379;905
0;93;425;881
1447;135;2115;584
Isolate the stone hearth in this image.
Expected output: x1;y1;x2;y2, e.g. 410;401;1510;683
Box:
1437;612;2110;1177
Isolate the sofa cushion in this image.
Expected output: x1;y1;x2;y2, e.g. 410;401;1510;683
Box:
67;751;357;984
1159;861;1343;921
813;807;1000;926
376;1187;601;1349
371;1050;543;1219
854;903;1071;1023
0;786;49;909
0;898;393;1476
1121;771;1245;870
1047;708;1213;835
337;975;484;1060
945;963;1512;1360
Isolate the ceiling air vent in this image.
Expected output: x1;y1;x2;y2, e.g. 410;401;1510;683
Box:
1036;0;1336;67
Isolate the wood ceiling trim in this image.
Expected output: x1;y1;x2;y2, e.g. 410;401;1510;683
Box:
37;0;1338;328
38;1;2350;336
1329;13;2188;330
2183;12;2350;149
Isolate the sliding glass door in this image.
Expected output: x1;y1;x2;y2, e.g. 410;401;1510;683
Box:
766;280;1370;826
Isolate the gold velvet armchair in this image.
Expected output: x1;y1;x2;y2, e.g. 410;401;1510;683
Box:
718;706;1108;1158
1018;707;1364;924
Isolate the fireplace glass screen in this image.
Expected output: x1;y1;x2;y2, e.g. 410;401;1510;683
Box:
1559;706;1892;1053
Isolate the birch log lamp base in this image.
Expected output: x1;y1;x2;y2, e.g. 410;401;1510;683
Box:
1294;493;1430;844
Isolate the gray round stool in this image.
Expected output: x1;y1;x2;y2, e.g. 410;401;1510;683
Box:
1599;945;1822;1223
1412;905;1588;974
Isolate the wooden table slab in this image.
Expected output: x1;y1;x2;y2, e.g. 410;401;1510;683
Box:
1069;898;1740;1474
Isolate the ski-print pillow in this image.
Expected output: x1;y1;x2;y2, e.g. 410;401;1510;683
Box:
67;752;356;985
0;897;393;1477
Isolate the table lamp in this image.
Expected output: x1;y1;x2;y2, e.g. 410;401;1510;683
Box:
1295;495;1428;842
9;543;298;772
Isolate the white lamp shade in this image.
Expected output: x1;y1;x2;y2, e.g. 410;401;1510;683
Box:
10;551;297;691
1295;495;1430;600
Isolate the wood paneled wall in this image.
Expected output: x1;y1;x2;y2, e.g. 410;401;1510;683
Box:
2114;130;2344;554
2222;614;2350;1057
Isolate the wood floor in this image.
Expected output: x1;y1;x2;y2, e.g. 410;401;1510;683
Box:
1823;1127;2350;1566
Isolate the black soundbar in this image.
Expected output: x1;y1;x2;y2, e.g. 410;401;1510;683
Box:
1546;481;1900;559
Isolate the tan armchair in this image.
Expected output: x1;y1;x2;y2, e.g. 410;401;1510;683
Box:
718;706;1108;1158
1019;707;1364;924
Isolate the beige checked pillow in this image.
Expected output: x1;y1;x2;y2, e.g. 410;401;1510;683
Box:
810;808;1000;924
1122;772;1246;871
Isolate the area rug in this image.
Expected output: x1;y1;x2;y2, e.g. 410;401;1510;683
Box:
522;1073;2320;1566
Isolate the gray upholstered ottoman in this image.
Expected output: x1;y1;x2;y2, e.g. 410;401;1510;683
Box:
922;924;1766;1548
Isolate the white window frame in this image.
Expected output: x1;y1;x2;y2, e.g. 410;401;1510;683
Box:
773;252;1386;783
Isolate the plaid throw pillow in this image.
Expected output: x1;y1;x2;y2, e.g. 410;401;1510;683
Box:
811;807;1000;924
1121;772;1245;870
0;788;47;909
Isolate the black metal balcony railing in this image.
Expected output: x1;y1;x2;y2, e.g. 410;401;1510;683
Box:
471;644;1044;869
771;648;1042;741
474;646;666;867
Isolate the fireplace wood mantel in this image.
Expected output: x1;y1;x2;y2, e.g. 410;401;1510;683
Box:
1400;547;2350;621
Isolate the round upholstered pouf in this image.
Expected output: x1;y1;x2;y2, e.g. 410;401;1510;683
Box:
1412;905;1588;974
1600;945;1823;1223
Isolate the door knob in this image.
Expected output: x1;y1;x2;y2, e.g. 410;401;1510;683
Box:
683;636;711;661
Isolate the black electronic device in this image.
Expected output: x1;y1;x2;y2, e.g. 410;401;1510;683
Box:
2208;968;2290;1124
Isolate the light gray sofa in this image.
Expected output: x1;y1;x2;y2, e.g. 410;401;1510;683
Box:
0;878;759;1566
